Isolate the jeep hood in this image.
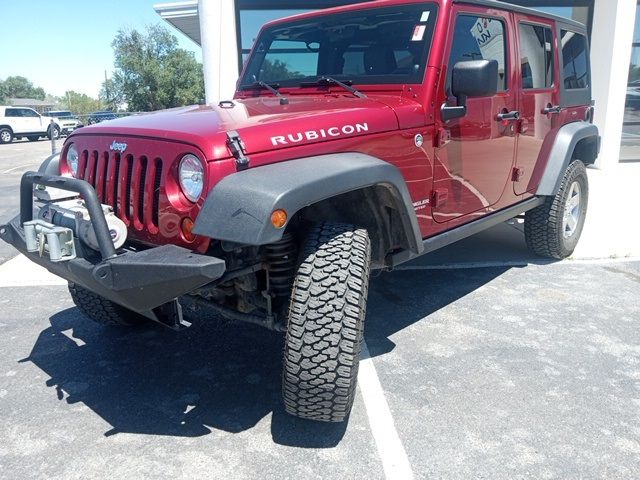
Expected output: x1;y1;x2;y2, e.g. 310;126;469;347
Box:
71;96;402;160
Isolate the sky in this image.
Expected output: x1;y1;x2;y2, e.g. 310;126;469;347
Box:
0;0;202;98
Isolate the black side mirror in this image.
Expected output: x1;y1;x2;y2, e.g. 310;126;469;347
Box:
442;59;499;121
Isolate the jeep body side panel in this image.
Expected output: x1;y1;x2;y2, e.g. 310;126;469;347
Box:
536;121;599;196
193;153;422;253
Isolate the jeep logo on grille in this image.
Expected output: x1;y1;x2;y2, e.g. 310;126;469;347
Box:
109;141;127;153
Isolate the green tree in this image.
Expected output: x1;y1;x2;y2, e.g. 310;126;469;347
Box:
61;91;103;116
106;25;204;112
99;78;124;111
0;76;46;101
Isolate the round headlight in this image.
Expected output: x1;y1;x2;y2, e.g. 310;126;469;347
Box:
67;144;79;176
179;154;204;202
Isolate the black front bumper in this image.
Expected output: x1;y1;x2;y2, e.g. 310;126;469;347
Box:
0;172;225;314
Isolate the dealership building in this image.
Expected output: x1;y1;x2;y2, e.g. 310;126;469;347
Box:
155;0;640;258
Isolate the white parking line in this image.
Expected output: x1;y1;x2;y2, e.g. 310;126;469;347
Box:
359;342;414;480
2;163;39;174
0;254;66;287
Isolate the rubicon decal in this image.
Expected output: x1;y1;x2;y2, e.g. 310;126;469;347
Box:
271;123;369;146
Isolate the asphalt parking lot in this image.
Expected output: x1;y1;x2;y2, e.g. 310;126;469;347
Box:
1;141;639;479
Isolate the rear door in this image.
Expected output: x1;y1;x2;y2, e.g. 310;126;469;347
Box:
433;6;517;222
514;18;559;195
5;108;28;134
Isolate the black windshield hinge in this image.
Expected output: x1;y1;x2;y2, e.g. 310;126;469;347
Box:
226;130;250;171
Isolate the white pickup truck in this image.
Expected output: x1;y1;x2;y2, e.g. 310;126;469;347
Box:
0;106;72;143
42;110;82;136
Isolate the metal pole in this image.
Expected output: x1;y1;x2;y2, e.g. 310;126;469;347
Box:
50;118;58;155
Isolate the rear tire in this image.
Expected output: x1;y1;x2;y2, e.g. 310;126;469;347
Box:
282;223;371;422
68;282;148;327
0;128;13;144
525;160;589;259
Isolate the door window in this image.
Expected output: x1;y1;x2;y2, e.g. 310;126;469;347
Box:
21;109;40;117
561;30;589;89
519;24;554;89
5;108;21;117
448;15;508;92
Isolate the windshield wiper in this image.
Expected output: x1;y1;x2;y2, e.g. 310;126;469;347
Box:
301;76;366;99
240;81;289;105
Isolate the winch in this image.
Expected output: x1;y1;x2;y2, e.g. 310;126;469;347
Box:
37;198;128;252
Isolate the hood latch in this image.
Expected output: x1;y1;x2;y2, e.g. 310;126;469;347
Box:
226;130;250;171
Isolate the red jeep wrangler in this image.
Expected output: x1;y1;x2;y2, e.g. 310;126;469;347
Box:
1;0;599;422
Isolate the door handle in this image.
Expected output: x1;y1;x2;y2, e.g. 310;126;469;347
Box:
542;105;562;115
497;110;520;122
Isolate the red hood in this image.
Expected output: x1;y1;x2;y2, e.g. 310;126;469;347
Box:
70;95;404;160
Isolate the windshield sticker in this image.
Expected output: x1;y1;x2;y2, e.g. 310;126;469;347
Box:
411;25;426;42
420;11;431;23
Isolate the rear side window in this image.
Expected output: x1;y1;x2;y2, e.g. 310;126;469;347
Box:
519;23;554;89
448;15;508;92
561;30;589;90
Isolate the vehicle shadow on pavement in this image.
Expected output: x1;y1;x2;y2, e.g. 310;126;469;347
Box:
22;265;515;448
365;266;513;357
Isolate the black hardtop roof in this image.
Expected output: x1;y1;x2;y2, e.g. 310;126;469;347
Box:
453;0;588;33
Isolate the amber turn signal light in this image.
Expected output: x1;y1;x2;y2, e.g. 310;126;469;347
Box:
270;209;287;229
181;217;196;242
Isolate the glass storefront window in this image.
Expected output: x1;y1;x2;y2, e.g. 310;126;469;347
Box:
532;6;591;27
239;9;311;64
621;3;640;161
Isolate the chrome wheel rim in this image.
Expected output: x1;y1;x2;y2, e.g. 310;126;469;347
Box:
0;131;10;142
563;181;582;238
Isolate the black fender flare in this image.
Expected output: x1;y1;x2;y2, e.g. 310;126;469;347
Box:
193;153;423;255
536;121;599;196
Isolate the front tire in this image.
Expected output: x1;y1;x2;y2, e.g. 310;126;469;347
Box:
283;223;371;422
68;283;148;327
47;125;60;140
0;128;13;144
525;160;589;259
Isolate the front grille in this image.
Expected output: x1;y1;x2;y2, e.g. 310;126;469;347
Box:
78;150;163;233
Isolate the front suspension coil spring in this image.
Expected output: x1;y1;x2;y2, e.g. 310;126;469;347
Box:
265;232;297;297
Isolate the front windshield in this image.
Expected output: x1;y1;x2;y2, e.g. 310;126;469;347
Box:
241;3;438;88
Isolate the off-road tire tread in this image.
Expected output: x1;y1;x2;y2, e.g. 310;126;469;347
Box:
283;223;371;422
68;282;147;327
525;160;588;259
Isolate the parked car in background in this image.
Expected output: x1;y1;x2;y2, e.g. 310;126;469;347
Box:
0;106;61;143
625;80;640;110
42;110;83;135
87;111;118;125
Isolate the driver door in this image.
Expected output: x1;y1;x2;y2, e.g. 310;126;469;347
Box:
433;8;517;223
21;108;45;133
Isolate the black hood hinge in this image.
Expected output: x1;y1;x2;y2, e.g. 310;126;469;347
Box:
226;130;250;171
